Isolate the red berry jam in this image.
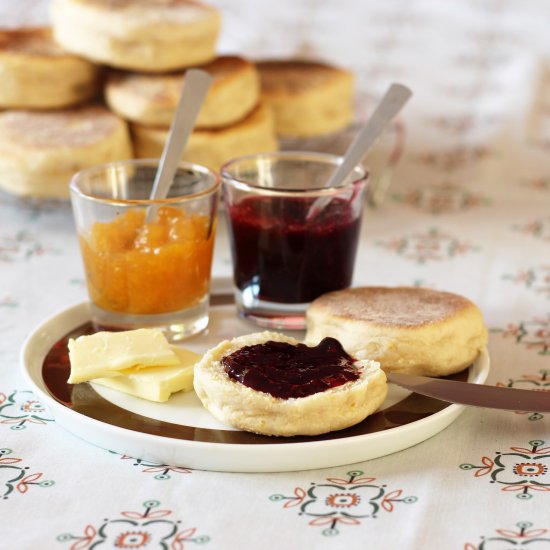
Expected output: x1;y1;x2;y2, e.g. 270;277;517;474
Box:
221;337;360;399
226;196;361;304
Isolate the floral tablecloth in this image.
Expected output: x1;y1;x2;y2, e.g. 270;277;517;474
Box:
1;0;550;548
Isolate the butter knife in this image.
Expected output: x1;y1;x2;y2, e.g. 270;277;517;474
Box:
387;372;550;412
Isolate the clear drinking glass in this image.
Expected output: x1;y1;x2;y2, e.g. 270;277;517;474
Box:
70;159;220;341
222;151;368;330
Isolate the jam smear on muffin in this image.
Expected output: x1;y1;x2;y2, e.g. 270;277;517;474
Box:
221;337;359;399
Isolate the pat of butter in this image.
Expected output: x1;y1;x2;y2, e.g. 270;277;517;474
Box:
92;347;202;402
68;328;179;384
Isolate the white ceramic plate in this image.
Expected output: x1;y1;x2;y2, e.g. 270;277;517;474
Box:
20;301;490;473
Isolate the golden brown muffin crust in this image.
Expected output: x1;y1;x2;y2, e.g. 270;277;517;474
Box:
310;287;473;328
0;105;124;149
0;27;67;57
257;59;352;95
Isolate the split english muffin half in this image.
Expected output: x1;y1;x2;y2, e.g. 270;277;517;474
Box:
193;331;387;437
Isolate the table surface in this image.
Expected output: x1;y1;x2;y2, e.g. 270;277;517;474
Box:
2;0;550;548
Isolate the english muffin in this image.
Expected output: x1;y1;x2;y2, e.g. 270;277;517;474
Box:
132;103;278;171
105;56;260;128
0;104;133;198
305;287;488;377
193;331;387;437
50;0;220;72
0;27;100;109
257;59;354;137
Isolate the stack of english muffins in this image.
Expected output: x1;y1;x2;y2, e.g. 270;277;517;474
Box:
0;0;357;199
0;26;132;198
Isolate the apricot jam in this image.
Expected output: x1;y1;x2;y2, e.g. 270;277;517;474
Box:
221;337;360;399
79;207;216;315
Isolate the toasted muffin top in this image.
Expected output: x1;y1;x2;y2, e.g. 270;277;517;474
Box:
0;27;68;58
308;286;476;328
0;105;125;149
257;59;353;96
107;56;255;104
65;0;218;22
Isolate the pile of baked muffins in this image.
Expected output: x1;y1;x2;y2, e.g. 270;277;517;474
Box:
0;0;356;199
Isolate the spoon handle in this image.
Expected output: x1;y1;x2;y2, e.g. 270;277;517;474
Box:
325;83;412;190
146;69;213;222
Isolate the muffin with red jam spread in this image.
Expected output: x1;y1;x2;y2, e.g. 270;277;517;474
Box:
193;331;387;437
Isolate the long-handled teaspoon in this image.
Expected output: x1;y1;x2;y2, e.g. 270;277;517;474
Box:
145;68;213;223
306;82;412;220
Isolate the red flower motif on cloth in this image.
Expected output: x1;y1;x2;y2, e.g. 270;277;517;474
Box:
270;470;417;537
377;227;479;264
0;448;54;499
325;492;361;508
464;521;550;549
492;315;550;355
460;440;550;499
0;390;54;430
57;500;210;549
513;463;548;476
114;530;151;548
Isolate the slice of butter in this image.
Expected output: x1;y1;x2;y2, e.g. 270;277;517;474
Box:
68;328;179;384
92;347;201;402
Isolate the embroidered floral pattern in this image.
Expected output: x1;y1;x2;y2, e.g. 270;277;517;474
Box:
269;470;417;536
460;440;550;499
497;370;550;421
57;499;210;549
0;230;60;262
0;296;17;308
118;455;192;481
0;390;54;430
464;521;550;549
416;146;491;171
0;448;54;499
376;227;479;263
491;315;550;355
521;177;550;192
513;218;550;242
502;266;550;298
392;185;490;214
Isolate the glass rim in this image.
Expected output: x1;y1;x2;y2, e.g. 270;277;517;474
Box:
69;158;220;205
220;150;369;196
